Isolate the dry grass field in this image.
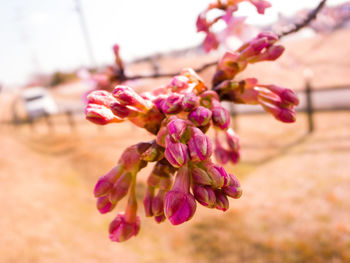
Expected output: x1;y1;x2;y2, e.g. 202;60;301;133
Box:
1;108;349;263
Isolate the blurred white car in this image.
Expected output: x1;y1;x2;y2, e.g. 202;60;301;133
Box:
21;87;58;119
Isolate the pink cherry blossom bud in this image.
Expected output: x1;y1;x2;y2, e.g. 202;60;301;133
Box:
188;127;213;162
225;129;240;151
260;100;296;123
143;186;155;217
153;95;167;112
112;44;119;55
164;136;189;168
223;183;242;199
161;93;184;114
169;75;189;92
214;144;230;165
211;102;230;130
192;184;216;208
112;85;151;111
203;162;229;188
109;213;140;242
192;166;213;185
188;106;212;127
182;93;199;112
85;104;123;125
203;32;219;53
215;190;229;211
155;213;166;223
239;37;269;60
165;166;196;225
263;85;299;106
249;0;271;14
250;45;284;63
110;102;140;119
152;189;166;216
256;31;279;44
167;118;188;142
229;150;240;164
94;164;124;197
119;144;147;173
109;172;132;203
140;142;164;162
200;90;219;108
87;90;117;107
97;196;116;214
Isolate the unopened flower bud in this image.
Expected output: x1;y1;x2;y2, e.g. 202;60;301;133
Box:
97;196;116;214
188;127;212;162
211;101;230;130
169;75;189;92
164;136;189;168
167;118;189;142
87;90;117;107
161;93;184;114
85;104;123;125
152;189;166;216
214;144;230;165
113;85;151;111
192;166;212;185
165;166;196;225
250;45;284;63
192;184;216;208
260;100;296;123
110;102;140;119
109;172;132;203
140;142;164;162
109;213;140;242
215;190;229;211
94;164;124;197
188;106;212;127
182;93;199;112
200;91;219;108
203;162;229;188
263;85;299;106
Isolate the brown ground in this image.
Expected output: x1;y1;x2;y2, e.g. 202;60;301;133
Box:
1;109;349;263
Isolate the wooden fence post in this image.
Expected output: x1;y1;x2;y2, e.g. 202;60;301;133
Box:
305;81;314;133
65;110;76;131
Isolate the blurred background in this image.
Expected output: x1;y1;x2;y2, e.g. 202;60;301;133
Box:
1;0;350;262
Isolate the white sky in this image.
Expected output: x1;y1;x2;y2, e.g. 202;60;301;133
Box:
0;0;347;86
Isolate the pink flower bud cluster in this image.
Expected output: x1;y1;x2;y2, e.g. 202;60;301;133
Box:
197;0;271;52
87;68;244;242
212;32;299;123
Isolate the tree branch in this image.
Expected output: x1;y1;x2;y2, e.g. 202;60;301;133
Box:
121;0;327;82
277;0;327;38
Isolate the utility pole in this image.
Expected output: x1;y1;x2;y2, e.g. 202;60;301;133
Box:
75;0;97;68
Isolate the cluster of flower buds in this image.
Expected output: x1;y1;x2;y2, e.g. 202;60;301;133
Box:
85;28;299;242
211;32;299;122
197;0;271;52
87;68;243;242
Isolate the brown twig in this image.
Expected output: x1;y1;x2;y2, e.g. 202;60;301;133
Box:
277;0;327;38
121;0;327;82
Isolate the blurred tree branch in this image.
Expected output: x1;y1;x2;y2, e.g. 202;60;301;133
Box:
119;0;327;82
